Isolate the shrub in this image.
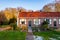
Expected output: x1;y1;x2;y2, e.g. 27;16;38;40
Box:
32;27;39;32
22;25;28;31
41;21;48;31
10;23;17;30
16;27;22;31
3;20;9;25
9;17;16;24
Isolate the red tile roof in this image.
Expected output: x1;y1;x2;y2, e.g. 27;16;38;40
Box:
18;12;60;18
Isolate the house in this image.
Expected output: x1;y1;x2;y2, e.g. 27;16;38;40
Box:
17;12;60;28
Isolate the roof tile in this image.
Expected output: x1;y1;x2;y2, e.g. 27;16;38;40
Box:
18;12;60;17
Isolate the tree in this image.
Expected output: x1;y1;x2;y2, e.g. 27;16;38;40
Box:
4;8;17;20
42;2;60;12
0;11;7;25
17;7;27;12
9;17;17;30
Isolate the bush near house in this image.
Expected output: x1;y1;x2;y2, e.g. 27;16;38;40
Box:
40;21;49;31
10;23;17;30
32;27;39;32
7;17;17;30
22;25;28;31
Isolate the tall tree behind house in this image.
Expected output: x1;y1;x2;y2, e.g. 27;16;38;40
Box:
42;0;60;12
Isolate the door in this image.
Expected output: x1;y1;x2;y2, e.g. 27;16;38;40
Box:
28;21;32;32
28;21;32;27
54;21;57;27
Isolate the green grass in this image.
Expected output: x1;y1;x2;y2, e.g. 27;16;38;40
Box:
33;31;60;40
0;30;26;40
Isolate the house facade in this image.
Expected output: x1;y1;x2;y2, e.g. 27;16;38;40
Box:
17;12;60;28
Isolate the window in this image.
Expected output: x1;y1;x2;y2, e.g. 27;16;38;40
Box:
54;21;57;26
59;19;60;24
54;19;56;21
28;21;31;26
53;19;57;26
45;19;51;24
21;21;25;24
20;19;26;24
45;19;49;24
34;19;40;25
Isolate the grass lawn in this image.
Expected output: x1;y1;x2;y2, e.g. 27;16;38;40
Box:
33;31;60;40
0;30;26;40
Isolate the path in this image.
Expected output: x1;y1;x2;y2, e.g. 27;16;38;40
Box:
26;27;34;40
0;26;11;31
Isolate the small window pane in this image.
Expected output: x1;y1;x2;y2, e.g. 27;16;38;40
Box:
45;19;49;24
20;19;26;24
21;21;25;24
34;19;40;25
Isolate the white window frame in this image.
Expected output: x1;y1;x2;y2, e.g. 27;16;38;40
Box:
44;19;46;21
49;19;52;24
17;18;19;26
34;19;40;25
20;19;26;24
59;19;60;24
39;19;40;24
54;19;56;21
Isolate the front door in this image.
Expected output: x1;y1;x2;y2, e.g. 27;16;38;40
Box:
54;21;57;27
28;21;32;27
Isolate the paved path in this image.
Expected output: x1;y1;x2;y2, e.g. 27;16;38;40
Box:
0;27;11;31
26;27;34;40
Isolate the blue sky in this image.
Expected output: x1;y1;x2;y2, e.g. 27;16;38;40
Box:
0;0;54;10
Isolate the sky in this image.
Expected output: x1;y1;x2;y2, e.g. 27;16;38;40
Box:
0;0;55;10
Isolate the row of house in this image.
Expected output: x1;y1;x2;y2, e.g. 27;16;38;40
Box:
17;12;60;28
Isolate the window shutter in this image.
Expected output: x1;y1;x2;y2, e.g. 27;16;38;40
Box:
34;19;35;24
49;19;51;24
59;19;60;24
39;19;40;24
25;19;26;24
20;19;21;24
